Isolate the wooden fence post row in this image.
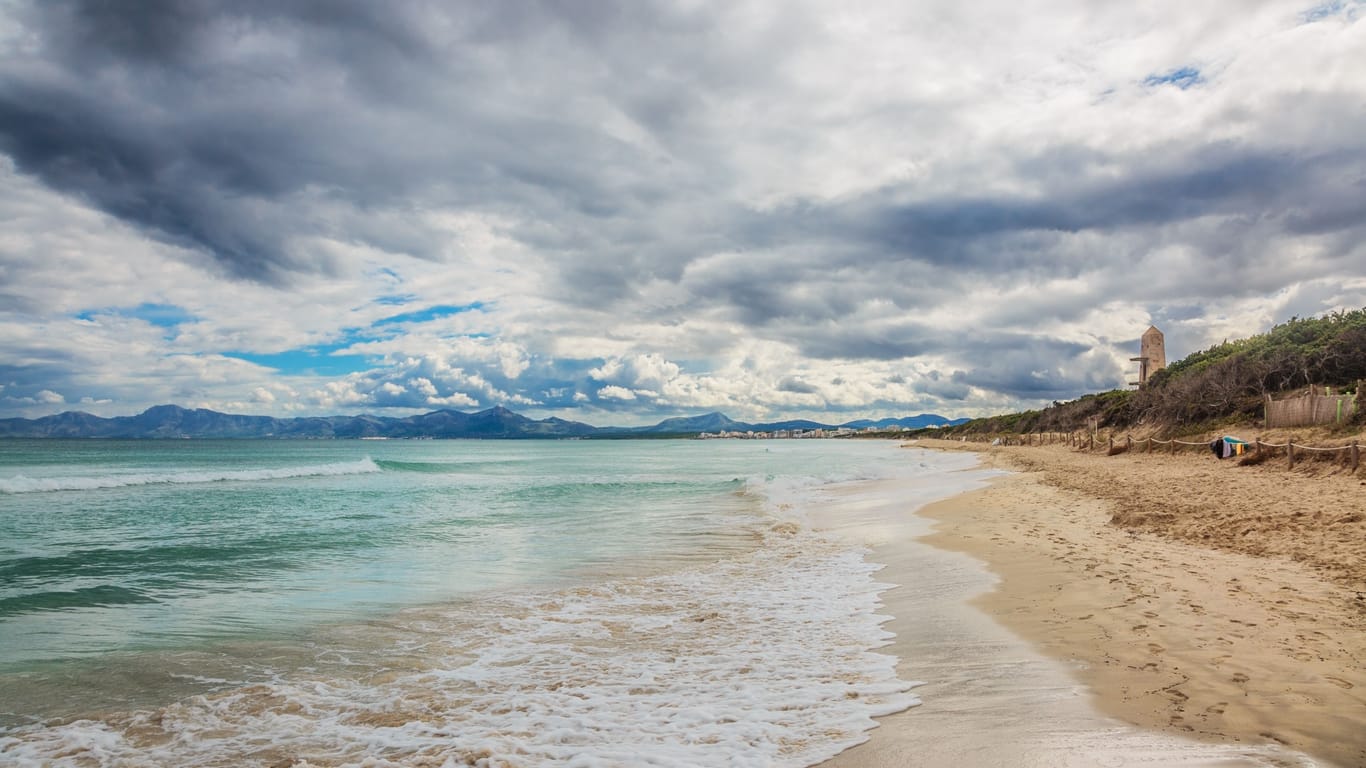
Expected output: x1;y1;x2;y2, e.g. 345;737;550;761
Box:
981;430;1358;476
959;432;1357;474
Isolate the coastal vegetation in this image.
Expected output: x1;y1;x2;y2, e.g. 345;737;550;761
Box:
936;308;1366;437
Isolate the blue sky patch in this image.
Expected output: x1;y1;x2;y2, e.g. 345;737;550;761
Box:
372;302;486;327
77;303;197;328
1143;66;1203;90
1301;1;1362;23
224;341;373;376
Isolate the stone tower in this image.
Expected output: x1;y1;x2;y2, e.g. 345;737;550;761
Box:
1130;325;1166;387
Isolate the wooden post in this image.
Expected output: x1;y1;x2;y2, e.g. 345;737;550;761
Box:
1288;442;1295;469
1352;440;1359;472
1108;437;1114;453
1126;436;1132;452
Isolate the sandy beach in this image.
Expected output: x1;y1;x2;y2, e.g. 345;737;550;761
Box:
817;439;1365;768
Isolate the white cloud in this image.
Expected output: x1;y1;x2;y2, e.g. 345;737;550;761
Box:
597;385;638;402
0;1;1363;423
426;392;479;408
34;389;63;403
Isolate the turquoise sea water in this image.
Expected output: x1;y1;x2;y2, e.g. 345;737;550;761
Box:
0;438;988;767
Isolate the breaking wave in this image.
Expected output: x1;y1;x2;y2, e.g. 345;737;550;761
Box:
0;531;917;767
0;458;382;494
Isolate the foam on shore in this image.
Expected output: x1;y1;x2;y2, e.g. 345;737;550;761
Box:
1;447;1000;767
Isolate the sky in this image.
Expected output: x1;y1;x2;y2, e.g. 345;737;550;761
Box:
1;1;1364;426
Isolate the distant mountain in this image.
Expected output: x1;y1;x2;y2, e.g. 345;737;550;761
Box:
0;405;598;439
630;412;747;434
619;411;966;434
0;405;963;439
752;419;828;432
839;414;969;430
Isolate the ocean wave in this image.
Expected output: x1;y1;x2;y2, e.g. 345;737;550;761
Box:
0;534;915;767
372;458;521;474
0;584;161;618
0;458;381;494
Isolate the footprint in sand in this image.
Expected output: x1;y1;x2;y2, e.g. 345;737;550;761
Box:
1324;676;1355;689
1205;702;1228;714
1258;731;1289;746
1232;672;1250;684
1147;643;1165;655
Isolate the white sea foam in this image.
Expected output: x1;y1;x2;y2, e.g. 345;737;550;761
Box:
0;528;915;767
0;457;382;494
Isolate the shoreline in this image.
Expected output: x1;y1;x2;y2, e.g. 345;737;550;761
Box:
816;442;1363;767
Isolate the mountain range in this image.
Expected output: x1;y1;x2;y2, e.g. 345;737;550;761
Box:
0;405;967;439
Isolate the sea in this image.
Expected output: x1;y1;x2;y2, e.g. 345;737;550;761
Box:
0;438;990;767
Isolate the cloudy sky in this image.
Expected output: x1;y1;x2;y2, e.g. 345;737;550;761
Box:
1;0;1364;425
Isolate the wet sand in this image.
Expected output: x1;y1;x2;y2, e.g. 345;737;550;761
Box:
815;441;1364;767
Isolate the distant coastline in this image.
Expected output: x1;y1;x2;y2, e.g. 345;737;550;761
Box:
0;404;968;440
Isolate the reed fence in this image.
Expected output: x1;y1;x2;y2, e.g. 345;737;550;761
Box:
1265;387;1358;428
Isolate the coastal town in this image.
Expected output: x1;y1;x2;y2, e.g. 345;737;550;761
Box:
697;425;923;439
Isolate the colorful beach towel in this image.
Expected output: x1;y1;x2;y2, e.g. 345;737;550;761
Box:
1209;436;1247;459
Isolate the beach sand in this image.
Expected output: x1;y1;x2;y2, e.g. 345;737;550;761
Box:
816;440;1364;768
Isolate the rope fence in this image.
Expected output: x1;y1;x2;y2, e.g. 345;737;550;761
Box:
956;430;1362;473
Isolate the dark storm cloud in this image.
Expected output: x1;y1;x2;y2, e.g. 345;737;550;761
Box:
643;138;1366;360
913;370;972;402
0;349;83;407
9;0;1355;304
842;145;1353;268
776;376;818;394
794;326;932;362
0;0;747;283
945;336;1112;401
